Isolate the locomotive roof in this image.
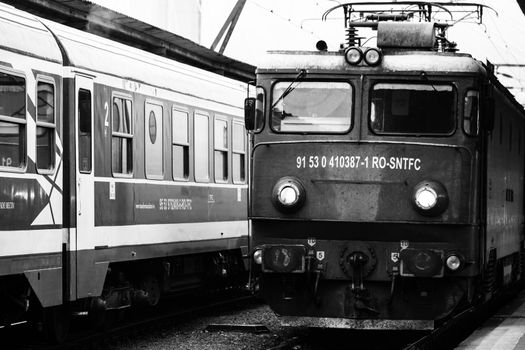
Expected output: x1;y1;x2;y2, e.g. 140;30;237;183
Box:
257;50;486;75
0;4;63;63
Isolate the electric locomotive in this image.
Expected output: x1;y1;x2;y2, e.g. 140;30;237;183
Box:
245;2;525;329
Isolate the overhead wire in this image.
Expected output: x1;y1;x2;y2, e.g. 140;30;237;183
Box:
246;0;322;38
241;0;524;93
482;10;525;91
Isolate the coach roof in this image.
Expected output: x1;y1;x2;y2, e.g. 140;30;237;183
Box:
42;18;246;105
0;4;62;64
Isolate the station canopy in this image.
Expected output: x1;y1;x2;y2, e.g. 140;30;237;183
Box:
0;0;255;83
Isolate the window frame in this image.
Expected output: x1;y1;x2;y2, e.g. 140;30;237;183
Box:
232;120;246;184
144;99;164;180
269;79;354;134
111;92;134;178
35;76;56;174
194;110;210;183
0;68;27;173
463;89;479;137
368;81;457;137
77;88;92;174
214;115;229;183
171;106;190;181
253;86;266;133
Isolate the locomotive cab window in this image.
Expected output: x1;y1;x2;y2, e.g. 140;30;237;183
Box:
112;96;133;175
271;81;352;133
36;80;55;172
463;90;479;136
214;117;229;182
172;108;189;180
370;83;455;135
0;72;26;169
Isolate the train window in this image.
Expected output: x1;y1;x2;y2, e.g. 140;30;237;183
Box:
36;81;55;172
0;72;26;169
370;83;455;135
214;118;229;182
78;89;91;173
271;81;352;133
145;102;163;179
463;90;479;136
112;96;133;175
172;108;189;180
194;112;209;182
232;122;246;184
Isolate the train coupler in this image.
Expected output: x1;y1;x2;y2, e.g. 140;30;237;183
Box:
354;291;380;315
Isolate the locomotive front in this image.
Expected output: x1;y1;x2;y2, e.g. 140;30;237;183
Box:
245;11;493;329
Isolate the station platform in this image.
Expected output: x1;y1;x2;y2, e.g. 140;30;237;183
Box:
455;289;525;350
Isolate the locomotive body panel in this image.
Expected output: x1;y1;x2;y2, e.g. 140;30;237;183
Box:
485;87;525;259
252;142;472;223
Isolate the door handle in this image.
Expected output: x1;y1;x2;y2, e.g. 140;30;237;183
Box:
78;181;81;216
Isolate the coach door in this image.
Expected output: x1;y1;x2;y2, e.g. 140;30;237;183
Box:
75;75;95;248
75;75;107;298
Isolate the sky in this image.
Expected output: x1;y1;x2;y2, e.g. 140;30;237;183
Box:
200;0;525;105
88;0;525;105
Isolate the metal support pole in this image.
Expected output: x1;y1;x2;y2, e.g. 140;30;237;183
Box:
210;0;247;54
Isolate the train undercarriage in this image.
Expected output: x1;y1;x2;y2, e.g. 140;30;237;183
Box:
0;249;247;343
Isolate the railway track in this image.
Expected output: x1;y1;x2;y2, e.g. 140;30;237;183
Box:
259;286;525;350
4;289;255;350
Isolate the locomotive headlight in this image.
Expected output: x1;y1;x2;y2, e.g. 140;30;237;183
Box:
253;249;263;265
345;47;363;65
272;177;306;212
414;186;438;210
446;254;462;271
278;186;299;206
412;180;449;216
364;48;382;66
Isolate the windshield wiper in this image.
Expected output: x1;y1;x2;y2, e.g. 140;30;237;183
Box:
271;69;307;110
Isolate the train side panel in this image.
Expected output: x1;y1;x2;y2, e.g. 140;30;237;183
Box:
45;20;250;302
0;5;65;314
485;85;525;287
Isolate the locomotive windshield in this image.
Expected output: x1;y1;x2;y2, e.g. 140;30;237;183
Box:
271;81;352;133
370;83;455;135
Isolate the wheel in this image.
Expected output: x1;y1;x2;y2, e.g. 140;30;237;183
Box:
88;297;108;330
141;275;161;307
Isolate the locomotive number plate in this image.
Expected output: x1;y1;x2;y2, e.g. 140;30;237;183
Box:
296;155;421;171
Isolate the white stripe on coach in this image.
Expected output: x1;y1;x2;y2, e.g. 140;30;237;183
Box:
0;228;62;256
81;220;248;251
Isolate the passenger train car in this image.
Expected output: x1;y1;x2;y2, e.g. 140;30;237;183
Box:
0;3;249;341
245;2;525;330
